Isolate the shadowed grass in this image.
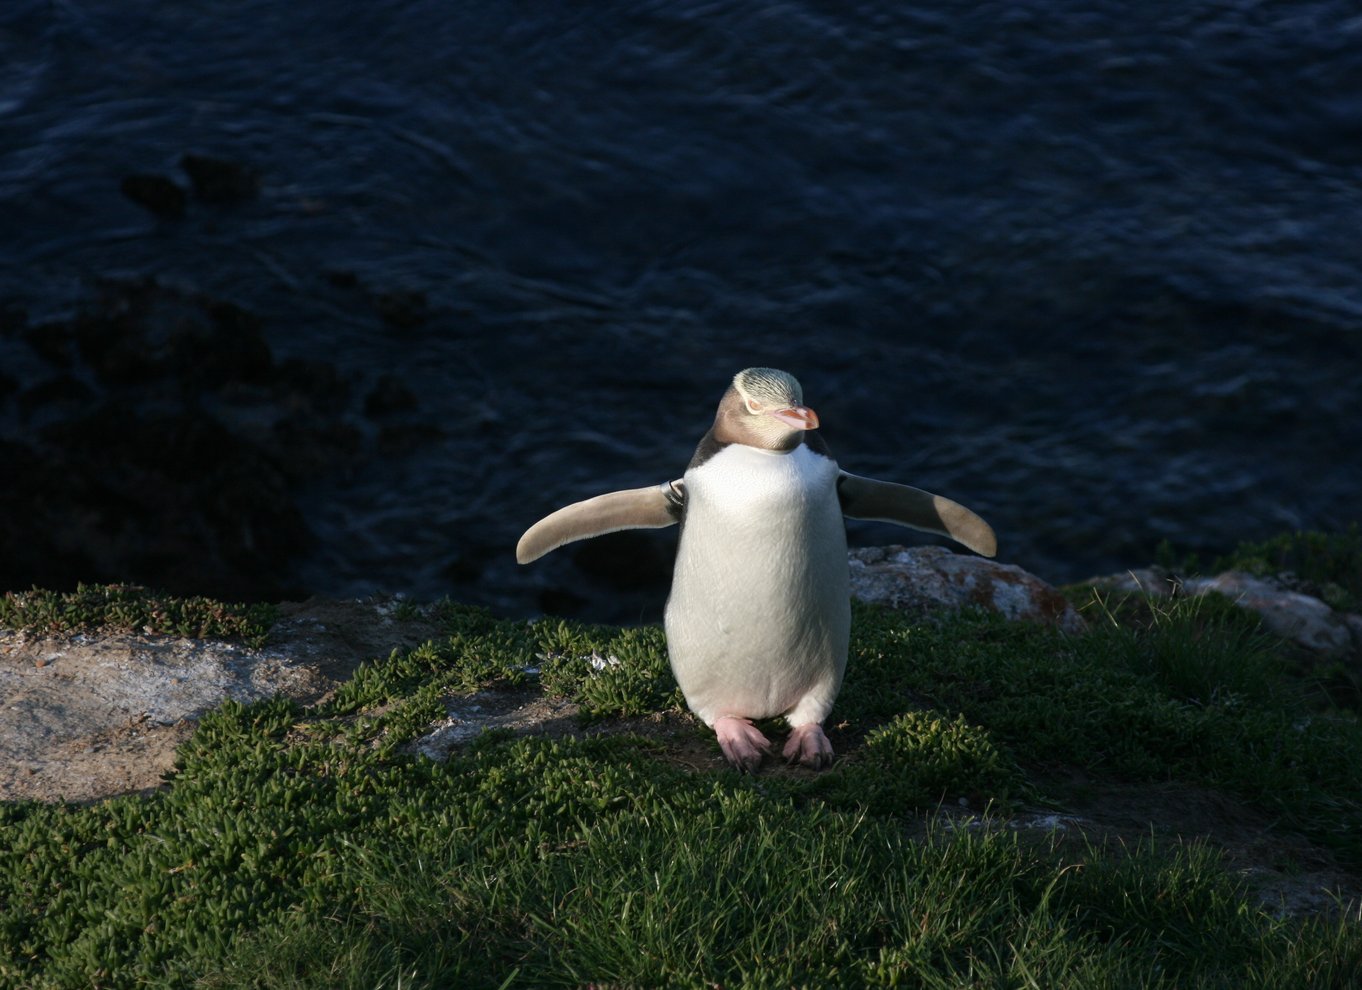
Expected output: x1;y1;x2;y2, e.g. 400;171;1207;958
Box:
1152;525;1362;714
2;557;1362;987
1209;524;1362;612
838;597;1362;865
1077;587;1288;706
16;726;1331;990
205;796;1356;990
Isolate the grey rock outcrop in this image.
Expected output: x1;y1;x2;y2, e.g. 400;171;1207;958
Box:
1085;567;1360;657
849;545;1087;634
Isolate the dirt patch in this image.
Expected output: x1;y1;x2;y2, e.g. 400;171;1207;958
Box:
406;689;738;774
408;688;584;760
0;597;441;803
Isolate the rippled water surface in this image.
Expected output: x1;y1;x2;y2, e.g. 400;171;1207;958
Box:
2;0;1360;619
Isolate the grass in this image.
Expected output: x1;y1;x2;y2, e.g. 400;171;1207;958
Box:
1157;523;1362;613
3;549;1362;987
1146;526;1362;711
0;584;276;647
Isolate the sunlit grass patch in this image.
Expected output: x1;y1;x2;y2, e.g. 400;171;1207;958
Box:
806;710;1021;815
0;583;276;646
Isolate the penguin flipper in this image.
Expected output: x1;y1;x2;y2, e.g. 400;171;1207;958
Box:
837;472;997;558
516;481;685;564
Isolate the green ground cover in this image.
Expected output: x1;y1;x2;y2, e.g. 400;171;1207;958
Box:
2;569;1361;987
1161;523;1362;613
0;585;275;648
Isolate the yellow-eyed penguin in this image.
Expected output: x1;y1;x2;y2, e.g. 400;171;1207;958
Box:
516;368;996;772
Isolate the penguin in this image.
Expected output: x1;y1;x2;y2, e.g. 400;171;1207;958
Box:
516;368;996;772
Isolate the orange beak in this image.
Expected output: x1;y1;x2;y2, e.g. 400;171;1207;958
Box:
770;405;819;430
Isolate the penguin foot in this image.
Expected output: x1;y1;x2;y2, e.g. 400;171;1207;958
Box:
714;716;771;773
783;723;834;770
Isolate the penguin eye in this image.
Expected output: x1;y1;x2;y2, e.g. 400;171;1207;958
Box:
745;399;763;414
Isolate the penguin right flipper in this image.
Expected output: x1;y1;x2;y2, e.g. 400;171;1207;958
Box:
516;480;685;564
837;472;997;558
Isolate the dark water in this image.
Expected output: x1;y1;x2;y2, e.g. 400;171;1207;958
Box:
2;0;1360;620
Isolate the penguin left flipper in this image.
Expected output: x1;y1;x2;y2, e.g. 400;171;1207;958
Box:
837;471;997;558
516;480;685;564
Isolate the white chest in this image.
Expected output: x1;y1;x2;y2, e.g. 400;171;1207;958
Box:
664;443;851;724
681;443;842;551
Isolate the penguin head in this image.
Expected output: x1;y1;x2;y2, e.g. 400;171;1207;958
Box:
716;367;820;450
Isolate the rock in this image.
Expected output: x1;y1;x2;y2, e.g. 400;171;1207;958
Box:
410;690;579;763
0;278;401;600
325;269;360;289
0;303;25;334
0;598;443;803
16;375;96;416
119;174;187;218
571;530;676;591
1182;572;1355;656
1084;568;1360;658
373;289;429;329
524;529;675;625
3;407;310;601
1347;615;1362;652
538;586;589;617
72;280;273;387
179;153;260;203
1078;566;1181;597
849;545;1087;634
364;374;418;417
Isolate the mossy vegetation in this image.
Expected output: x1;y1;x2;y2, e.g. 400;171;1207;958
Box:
1143;525;1362;711
3;558;1362;986
1217;525;1362;612
0;583;276;647
1156;523;1362;612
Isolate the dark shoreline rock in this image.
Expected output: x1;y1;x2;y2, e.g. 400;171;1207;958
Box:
0;277;434;602
119;174;188;218
179;153;261;204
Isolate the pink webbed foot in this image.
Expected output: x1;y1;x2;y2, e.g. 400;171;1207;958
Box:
714;716;772;773
783;722;834;770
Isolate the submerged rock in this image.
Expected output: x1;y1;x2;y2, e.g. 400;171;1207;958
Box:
373;288;430;329
0;278;415;600
179;153;260;203
848;545;1087;634
119;174;187;218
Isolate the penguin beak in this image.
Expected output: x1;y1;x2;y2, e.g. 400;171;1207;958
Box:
770;405;819;430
